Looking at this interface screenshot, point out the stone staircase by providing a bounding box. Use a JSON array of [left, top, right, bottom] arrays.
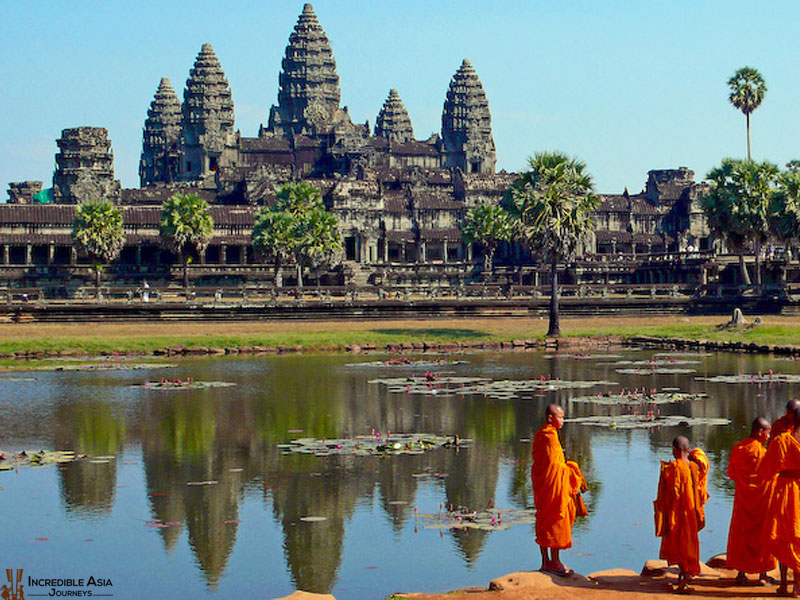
[[342, 260, 372, 286]]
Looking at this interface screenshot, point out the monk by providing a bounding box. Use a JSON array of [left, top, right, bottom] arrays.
[[653, 436, 709, 594], [759, 404, 800, 597], [531, 403, 588, 576], [726, 417, 776, 584], [771, 400, 800, 444]]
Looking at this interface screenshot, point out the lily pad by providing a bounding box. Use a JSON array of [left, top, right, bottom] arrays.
[[40, 362, 177, 372], [348, 358, 467, 368], [565, 414, 731, 429], [134, 380, 236, 390], [0, 450, 78, 472], [369, 376, 617, 400], [616, 367, 697, 375], [300, 516, 327, 522], [280, 433, 468, 457], [604, 359, 702, 366], [416, 507, 536, 531], [699, 373, 800, 384], [570, 391, 707, 406]]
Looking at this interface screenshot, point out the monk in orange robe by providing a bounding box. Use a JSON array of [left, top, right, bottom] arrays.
[[771, 399, 800, 444], [531, 403, 587, 576], [653, 436, 709, 594], [759, 404, 800, 597], [726, 417, 775, 584]]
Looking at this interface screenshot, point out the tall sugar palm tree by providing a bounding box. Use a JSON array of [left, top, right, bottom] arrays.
[[72, 199, 125, 293], [505, 151, 598, 337], [728, 67, 767, 161], [159, 193, 214, 289]]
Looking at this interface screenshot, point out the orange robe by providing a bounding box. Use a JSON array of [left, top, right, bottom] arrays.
[[726, 437, 776, 573], [759, 432, 800, 570], [771, 415, 793, 444], [653, 449, 709, 576], [531, 423, 586, 549]]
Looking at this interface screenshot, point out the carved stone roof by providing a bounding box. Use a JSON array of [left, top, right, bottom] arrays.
[[375, 89, 414, 143], [441, 59, 496, 173], [143, 79, 182, 154], [420, 227, 462, 241], [268, 4, 341, 136], [182, 43, 235, 140]]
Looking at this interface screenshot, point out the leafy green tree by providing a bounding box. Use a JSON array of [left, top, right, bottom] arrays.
[[299, 208, 343, 288], [505, 151, 598, 337], [252, 210, 297, 288], [702, 158, 778, 285], [71, 199, 125, 292], [462, 203, 513, 280], [159, 193, 214, 288], [728, 67, 767, 160], [771, 167, 800, 260], [252, 182, 342, 288]]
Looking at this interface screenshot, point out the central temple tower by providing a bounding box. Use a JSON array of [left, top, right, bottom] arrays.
[[266, 4, 345, 137]]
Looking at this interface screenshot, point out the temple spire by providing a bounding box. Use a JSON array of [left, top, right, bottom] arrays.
[[267, 4, 342, 136], [140, 78, 182, 186], [180, 43, 236, 181], [375, 89, 414, 144], [441, 59, 496, 174]]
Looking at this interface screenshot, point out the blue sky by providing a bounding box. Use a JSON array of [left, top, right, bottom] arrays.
[[1, 1, 798, 196]]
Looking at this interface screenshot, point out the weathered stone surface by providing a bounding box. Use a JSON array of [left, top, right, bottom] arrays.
[[140, 78, 182, 186], [442, 59, 496, 175], [375, 89, 414, 143], [7, 181, 42, 204], [267, 3, 344, 137], [181, 43, 236, 181], [53, 127, 121, 203]]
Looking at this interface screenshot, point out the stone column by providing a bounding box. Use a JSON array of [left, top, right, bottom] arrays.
[[420, 241, 427, 263], [443, 241, 449, 263], [48, 244, 54, 265], [383, 238, 389, 263], [221, 243, 227, 265], [25, 244, 31, 265], [70, 247, 77, 265], [467, 243, 473, 262], [2, 245, 8, 265]]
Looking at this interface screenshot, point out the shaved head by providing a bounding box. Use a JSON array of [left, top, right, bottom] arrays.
[[673, 436, 690, 451], [793, 403, 800, 429], [751, 417, 771, 436], [545, 404, 563, 418], [786, 399, 800, 415]]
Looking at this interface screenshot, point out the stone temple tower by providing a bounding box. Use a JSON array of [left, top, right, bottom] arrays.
[[374, 89, 414, 144], [53, 127, 121, 203], [441, 59, 496, 174], [180, 43, 237, 181], [140, 78, 182, 186], [267, 4, 343, 137]]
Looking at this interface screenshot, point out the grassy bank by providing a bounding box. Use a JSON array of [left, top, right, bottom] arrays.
[[0, 315, 799, 356]]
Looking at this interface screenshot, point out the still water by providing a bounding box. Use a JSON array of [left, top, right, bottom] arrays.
[[0, 349, 797, 599]]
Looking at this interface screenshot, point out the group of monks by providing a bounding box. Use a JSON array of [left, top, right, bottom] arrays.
[[531, 401, 800, 596]]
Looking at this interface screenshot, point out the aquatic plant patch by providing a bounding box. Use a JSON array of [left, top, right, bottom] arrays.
[[133, 380, 237, 390], [368, 375, 617, 400], [416, 507, 535, 531], [278, 433, 468, 457], [616, 367, 697, 375], [37, 362, 177, 372], [565, 414, 731, 429], [0, 449, 82, 471], [346, 358, 467, 368], [698, 373, 800, 384], [570, 390, 707, 406]]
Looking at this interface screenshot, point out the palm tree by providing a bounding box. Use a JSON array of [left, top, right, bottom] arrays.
[[771, 167, 800, 261], [728, 67, 767, 160], [159, 193, 214, 289], [702, 158, 778, 285], [299, 209, 343, 289], [71, 199, 125, 294], [462, 204, 513, 281], [505, 151, 598, 337], [252, 210, 297, 288]]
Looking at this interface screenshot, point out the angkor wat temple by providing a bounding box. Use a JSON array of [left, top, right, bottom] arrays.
[[2, 4, 714, 292]]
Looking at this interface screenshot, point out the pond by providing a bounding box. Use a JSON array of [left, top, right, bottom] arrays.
[[0, 348, 796, 599]]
